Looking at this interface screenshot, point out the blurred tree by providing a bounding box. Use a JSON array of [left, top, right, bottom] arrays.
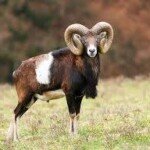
[[0, 0, 149, 83]]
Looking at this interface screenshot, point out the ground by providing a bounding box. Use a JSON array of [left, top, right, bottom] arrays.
[[0, 76, 150, 150]]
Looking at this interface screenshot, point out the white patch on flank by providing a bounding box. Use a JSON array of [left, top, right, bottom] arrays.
[[36, 53, 54, 84], [87, 44, 97, 58]]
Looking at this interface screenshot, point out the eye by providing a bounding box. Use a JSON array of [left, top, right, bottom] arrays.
[[96, 38, 99, 43], [81, 38, 87, 46]]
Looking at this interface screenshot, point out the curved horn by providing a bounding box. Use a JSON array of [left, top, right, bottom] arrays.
[[91, 22, 114, 54], [64, 24, 89, 55]]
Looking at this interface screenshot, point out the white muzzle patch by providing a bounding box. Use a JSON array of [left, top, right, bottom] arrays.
[[87, 44, 97, 58]]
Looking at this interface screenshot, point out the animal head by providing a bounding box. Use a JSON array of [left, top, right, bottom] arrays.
[[64, 22, 114, 57]]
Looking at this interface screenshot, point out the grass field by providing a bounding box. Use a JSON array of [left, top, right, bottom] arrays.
[[0, 76, 150, 150]]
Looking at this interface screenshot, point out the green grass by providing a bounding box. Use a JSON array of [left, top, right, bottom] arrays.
[[0, 76, 150, 150]]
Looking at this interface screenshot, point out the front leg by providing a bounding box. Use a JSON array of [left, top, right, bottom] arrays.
[[75, 95, 84, 120], [66, 94, 77, 135]]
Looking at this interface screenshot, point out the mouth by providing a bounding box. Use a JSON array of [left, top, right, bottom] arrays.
[[89, 53, 96, 58]]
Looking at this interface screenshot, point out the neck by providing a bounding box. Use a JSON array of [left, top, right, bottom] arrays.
[[84, 54, 100, 81], [83, 54, 100, 98]]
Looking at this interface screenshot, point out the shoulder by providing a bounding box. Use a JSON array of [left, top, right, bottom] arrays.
[[52, 47, 71, 58]]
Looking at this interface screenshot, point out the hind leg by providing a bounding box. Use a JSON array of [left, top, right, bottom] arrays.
[[7, 114, 17, 142], [7, 95, 36, 142], [7, 103, 24, 142]]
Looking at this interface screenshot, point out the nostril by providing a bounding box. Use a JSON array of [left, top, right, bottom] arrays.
[[89, 49, 95, 53]]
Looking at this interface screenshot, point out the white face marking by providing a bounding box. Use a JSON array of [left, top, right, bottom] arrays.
[[87, 44, 97, 58], [36, 53, 54, 84]]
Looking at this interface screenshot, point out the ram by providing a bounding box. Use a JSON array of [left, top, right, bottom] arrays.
[[7, 22, 114, 141]]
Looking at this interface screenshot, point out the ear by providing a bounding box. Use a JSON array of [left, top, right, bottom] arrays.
[[99, 32, 107, 39], [97, 32, 108, 54], [73, 34, 81, 40], [72, 34, 83, 50], [73, 34, 82, 46]]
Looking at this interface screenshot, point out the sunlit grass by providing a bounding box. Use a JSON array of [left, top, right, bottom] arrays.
[[0, 76, 150, 149]]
